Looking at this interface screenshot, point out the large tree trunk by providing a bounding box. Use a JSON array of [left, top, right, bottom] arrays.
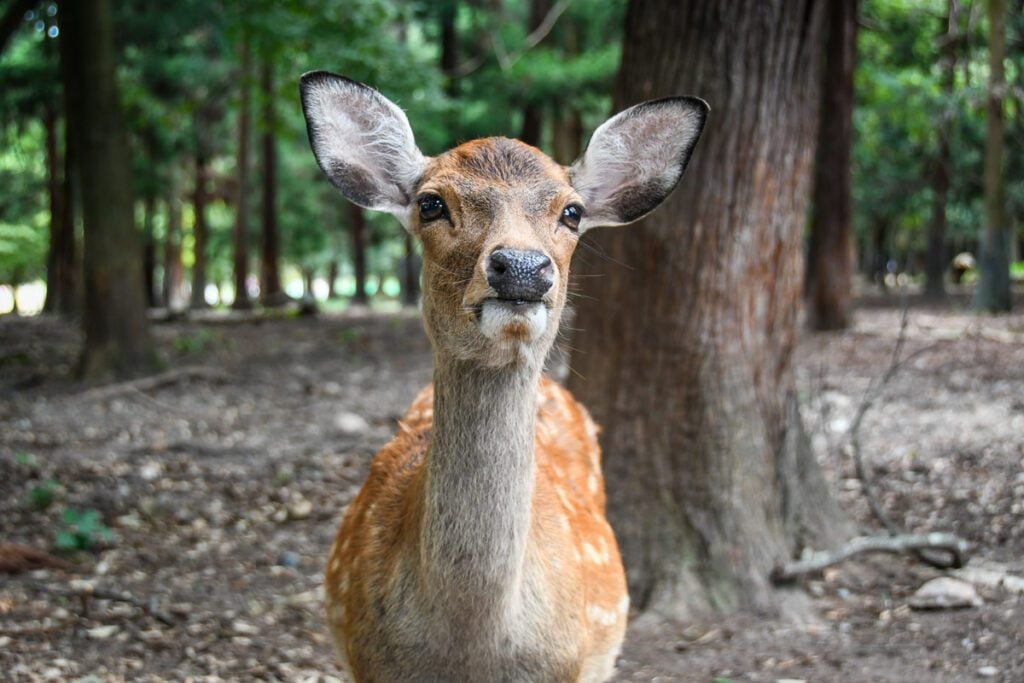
[[190, 136, 210, 309], [806, 0, 858, 330], [925, 0, 959, 303], [61, 0, 157, 379], [232, 35, 253, 310], [568, 0, 848, 618], [349, 203, 369, 305], [973, 0, 1011, 312], [259, 58, 284, 306]]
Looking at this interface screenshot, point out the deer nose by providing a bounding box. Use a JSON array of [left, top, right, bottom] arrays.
[[486, 248, 553, 302]]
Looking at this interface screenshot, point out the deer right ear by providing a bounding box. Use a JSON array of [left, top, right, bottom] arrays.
[[299, 72, 426, 226]]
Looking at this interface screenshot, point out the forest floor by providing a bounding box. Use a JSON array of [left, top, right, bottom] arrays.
[[1, 296, 1022, 682]]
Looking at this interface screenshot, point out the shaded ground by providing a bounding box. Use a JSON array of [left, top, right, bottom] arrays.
[[1, 301, 1022, 682]]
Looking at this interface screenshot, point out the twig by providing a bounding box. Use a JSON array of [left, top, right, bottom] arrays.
[[78, 365, 229, 401], [771, 532, 974, 583], [20, 579, 177, 627]]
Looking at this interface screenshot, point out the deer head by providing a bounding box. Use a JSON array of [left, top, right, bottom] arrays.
[[300, 72, 707, 367]]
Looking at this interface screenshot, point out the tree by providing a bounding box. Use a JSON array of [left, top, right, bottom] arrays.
[[568, 0, 848, 617], [974, 0, 1012, 312], [348, 203, 369, 305], [231, 32, 253, 310], [259, 57, 284, 306], [806, 0, 858, 330], [60, 0, 157, 378], [924, 0, 959, 303]]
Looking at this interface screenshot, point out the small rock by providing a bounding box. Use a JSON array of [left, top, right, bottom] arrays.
[[278, 551, 300, 568], [334, 412, 369, 435], [977, 666, 999, 678], [139, 462, 162, 481], [231, 619, 258, 636], [288, 498, 313, 520], [86, 625, 119, 639], [909, 577, 982, 610]]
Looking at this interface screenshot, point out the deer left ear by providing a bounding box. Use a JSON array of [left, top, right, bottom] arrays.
[[569, 97, 708, 232]]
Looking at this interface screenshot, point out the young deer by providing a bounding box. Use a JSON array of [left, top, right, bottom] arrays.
[[300, 72, 707, 683]]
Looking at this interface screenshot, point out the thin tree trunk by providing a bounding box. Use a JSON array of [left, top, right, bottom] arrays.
[[519, 0, 550, 146], [163, 191, 183, 311], [259, 58, 284, 306], [568, 0, 848, 618], [550, 20, 583, 164], [402, 233, 420, 306], [190, 145, 210, 309], [45, 50, 79, 317], [973, 0, 1012, 312], [61, 0, 157, 379], [42, 104, 69, 315], [142, 196, 159, 308], [232, 35, 253, 310], [925, 0, 959, 303], [327, 260, 339, 299], [349, 203, 369, 305], [806, 0, 858, 329]]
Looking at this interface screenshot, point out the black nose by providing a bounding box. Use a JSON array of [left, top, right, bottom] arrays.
[[486, 248, 553, 302]]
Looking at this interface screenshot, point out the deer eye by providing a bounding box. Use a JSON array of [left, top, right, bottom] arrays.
[[418, 194, 447, 223], [560, 204, 583, 232]]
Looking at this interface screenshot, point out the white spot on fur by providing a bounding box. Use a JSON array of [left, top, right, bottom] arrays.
[[587, 472, 599, 494], [587, 603, 619, 627], [583, 538, 610, 565], [617, 594, 630, 614], [555, 486, 575, 512]]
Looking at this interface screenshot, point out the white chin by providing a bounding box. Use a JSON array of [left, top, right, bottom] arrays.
[[479, 300, 548, 343]]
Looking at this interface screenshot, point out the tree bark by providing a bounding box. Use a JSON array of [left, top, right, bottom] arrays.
[[232, 35, 253, 310], [924, 0, 959, 303], [190, 144, 210, 309], [402, 233, 420, 307], [259, 58, 284, 306], [141, 195, 159, 308], [568, 0, 848, 618], [61, 0, 158, 379], [349, 203, 369, 305], [973, 0, 1011, 312], [806, 0, 858, 329]]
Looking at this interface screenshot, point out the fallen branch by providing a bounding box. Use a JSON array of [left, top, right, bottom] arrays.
[[21, 580, 177, 627], [771, 532, 974, 584], [78, 365, 229, 401]]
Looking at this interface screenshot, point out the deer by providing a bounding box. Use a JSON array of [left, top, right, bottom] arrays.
[[299, 71, 707, 683]]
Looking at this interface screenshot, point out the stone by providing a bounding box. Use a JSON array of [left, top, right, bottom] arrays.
[[908, 577, 982, 610]]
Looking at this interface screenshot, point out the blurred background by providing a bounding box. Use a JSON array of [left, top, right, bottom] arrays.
[[0, 0, 1019, 335]]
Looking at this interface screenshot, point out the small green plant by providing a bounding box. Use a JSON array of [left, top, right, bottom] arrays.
[[55, 508, 114, 551], [27, 479, 59, 510], [175, 329, 214, 354], [15, 452, 36, 467]]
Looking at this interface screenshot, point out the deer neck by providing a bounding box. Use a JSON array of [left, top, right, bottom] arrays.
[[419, 353, 541, 625]]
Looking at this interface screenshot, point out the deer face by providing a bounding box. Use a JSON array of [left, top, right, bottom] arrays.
[[300, 72, 707, 366]]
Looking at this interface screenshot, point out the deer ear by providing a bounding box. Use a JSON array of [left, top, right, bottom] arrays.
[[300, 71, 426, 226], [569, 97, 708, 231]]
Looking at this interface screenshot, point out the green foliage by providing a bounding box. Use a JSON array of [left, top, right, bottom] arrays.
[[174, 329, 215, 354], [55, 508, 114, 552], [27, 479, 60, 510]]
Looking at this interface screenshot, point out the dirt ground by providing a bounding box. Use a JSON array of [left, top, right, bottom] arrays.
[[1, 299, 1022, 682]]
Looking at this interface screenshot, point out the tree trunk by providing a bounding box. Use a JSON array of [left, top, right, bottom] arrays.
[[402, 233, 420, 307], [163, 191, 183, 311], [550, 20, 583, 164], [806, 0, 858, 329], [973, 0, 1011, 312], [61, 0, 157, 379], [327, 260, 339, 299], [190, 136, 210, 309], [232, 35, 253, 310], [519, 0, 550, 146], [924, 0, 959, 303], [42, 104, 76, 316], [568, 0, 848, 618], [259, 58, 284, 307], [349, 203, 369, 305], [141, 195, 159, 308]]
